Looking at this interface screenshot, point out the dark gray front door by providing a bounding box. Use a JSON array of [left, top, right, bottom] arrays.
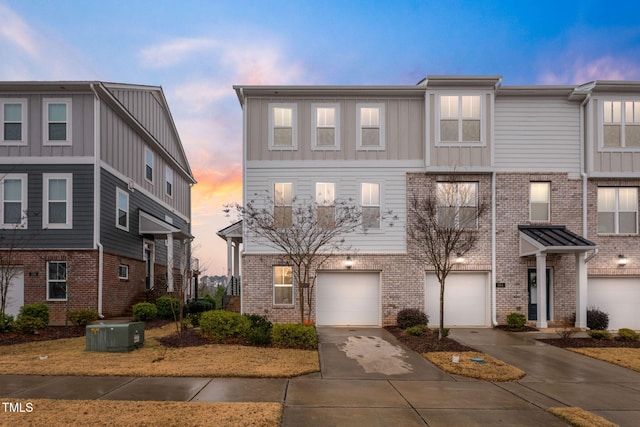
[[528, 268, 550, 321]]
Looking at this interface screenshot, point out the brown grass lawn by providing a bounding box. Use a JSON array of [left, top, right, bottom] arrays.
[[548, 407, 619, 427], [424, 351, 525, 381], [0, 324, 319, 377], [568, 347, 640, 373]]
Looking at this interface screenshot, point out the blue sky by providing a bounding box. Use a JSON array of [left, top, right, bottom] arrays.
[[2, 0, 640, 274]]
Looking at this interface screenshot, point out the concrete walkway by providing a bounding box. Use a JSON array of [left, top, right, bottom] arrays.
[[2, 327, 640, 426]]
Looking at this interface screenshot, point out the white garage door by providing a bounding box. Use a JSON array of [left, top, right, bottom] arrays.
[[316, 272, 380, 326], [588, 277, 640, 330], [425, 273, 490, 327], [4, 267, 24, 318]]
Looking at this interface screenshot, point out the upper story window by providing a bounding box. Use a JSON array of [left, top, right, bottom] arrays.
[[145, 147, 154, 183], [603, 101, 640, 148], [530, 182, 550, 222], [312, 104, 339, 150], [1, 174, 27, 229], [436, 182, 478, 229], [47, 261, 67, 300], [1, 99, 27, 144], [269, 104, 297, 150], [316, 182, 335, 229], [357, 104, 385, 150], [274, 182, 293, 228], [165, 167, 173, 197], [439, 95, 482, 143], [116, 188, 129, 231], [361, 182, 380, 229], [43, 173, 72, 229], [597, 187, 638, 234], [43, 99, 71, 145]]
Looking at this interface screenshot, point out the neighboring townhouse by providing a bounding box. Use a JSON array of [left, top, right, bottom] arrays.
[[233, 76, 640, 331], [0, 82, 196, 324]]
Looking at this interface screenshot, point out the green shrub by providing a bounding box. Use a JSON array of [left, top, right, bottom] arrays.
[[587, 307, 609, 331], [66, 309, 99, 327], [405, 325, 426, 336], [243, 314, 273, 346], [587, 329, 612, 340], [433, 327, 450, 338], [0, 314, 14, 332], [506, 312, 527, 329], [155, 296, 181, 318], [199, 310, 250, 340], [396, 308, 428, 329], [19, 303, 49, 326], [14, 315, 47, 334], [271, 324, 317, 349], [202, 294, 216, 310], [618, 328, 640, 341], [132, 302, 158, 321]]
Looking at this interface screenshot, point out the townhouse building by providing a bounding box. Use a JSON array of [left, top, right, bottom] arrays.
[[1, 82, 195, 324], [232, 76, 640, 330]]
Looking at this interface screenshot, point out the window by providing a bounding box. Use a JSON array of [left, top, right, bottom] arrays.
[[357, 104, 385, 149], [436, 182, 479, 229], [145, 147, 154, 182], [118, 264, 129, 280], [47, 261, 67, 300], [530, 182, 550, 222], [361, 182, 380, 229], [269, 104, 297, 149], [274, 182, 293, 228], [312, 104, 339, 149], [439, 95, 481, 143], [43, 99, 71, 145], [165, 168, 173, 197], [273, 266, 293, 305], [43, 173, 72, 229], [1, 174, 27, 229], [1, 99, 27, 144], [598, 187, 638, 234], [603, 101, 640, 148], [116, 188, 129, 231], [316, 182, 335, 229]]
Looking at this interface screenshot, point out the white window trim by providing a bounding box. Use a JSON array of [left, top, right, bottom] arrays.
[[46, 261, 67, 301], [598, 98, 640, 152], [144, 147, 154, 184], [165, 167, 173, 198], [273, 266, 294, 306], [356, 103, 385, 151], [268, 103, 298, 151], [597, 187, 638, 235], [0, 173, 28, 229], [43, 98, 72, 146], [529, 182, 551, 223], [436, 182, 480, 229], [312, 103, 340, 150], [116, 187, 129, 231], [435, 92, 486, 147], [1, 98, 28, 145], [118, 264, 129, 280], [359, 180, 383, 231], [43, 173, 72, 229]]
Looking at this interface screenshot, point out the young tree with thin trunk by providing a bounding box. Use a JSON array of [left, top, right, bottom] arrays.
[[407, 179, 487, 339]]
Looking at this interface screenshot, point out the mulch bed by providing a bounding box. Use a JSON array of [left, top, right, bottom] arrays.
[[385, 326, 475, 353], [156, 327, 219, 348]]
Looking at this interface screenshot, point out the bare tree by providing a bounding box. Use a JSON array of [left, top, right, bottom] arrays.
[[0, 210, 32, 318], [407, 179, 487, 339]]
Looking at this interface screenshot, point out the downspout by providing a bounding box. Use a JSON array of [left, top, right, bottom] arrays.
[[90, 83, 104, 318], [240, 87, 247, 315], [491, 78, 501, 326], [579, 93, 598, 264]]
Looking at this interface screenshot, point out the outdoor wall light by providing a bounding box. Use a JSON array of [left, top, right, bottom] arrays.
[[618, 254, 628, 266], [345, 256, 353, 269], [455, 253, 465, 264]]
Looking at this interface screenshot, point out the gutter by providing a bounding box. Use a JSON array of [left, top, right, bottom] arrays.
[[90, 83, 104, 318]]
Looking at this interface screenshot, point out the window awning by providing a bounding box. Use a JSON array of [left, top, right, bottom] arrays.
[[519, 225, 596, 257], [139, 210, 192, 240]]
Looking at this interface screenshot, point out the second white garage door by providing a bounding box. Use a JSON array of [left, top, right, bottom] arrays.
[[588, 277, 640, 330], [425, 272, 490, 327], [316, 272, 380, 326]]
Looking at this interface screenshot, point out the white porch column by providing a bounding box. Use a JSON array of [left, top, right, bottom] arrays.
[[536, 252, 548, 329], [233, 241, 240, 277], [575, 253, 588, 328], [166, 233, 174, 292], [226, 237, 233, 282]]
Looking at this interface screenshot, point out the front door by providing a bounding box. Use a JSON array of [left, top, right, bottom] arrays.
[[144, 242, 153, 290], [528, 268, 550, 321]]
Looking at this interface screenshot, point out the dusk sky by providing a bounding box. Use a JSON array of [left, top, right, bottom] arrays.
[[2, 0, 640, 275]]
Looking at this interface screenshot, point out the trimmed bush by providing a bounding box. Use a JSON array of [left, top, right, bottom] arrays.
[[155, 296, 180, 318], [506, 312, 527, 329], [588, 329, 612, 340], [618, 328, 640, 341], [243, 314, 273, 346], [433, 327, 450, 338], [66, 309, 99, 327], [14, 315, 47, 334], [199, 310, 250, 340], [405, 325, 426, 336], [132, 302, 158, 321], [184, 300, 214, 326], [587, 307, 609, 331], [0, 314, 15, 332], [271, 324, 317, 349], [19, 303, 49, 326], [396, 308, 429, 329]]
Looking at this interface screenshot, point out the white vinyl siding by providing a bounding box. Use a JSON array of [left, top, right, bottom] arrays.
[[43, 173, 72, 229], [357, 103, 385, 150], [1, 173, 28, 229], [43, 99, 72, 145], [269, 104, 297, 150], [530, 182, 550, 222], [116, 187, 129, 231], [1, 99, 27, 144], [597, 187, 638, 234], [312, 104, 339, 150]]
